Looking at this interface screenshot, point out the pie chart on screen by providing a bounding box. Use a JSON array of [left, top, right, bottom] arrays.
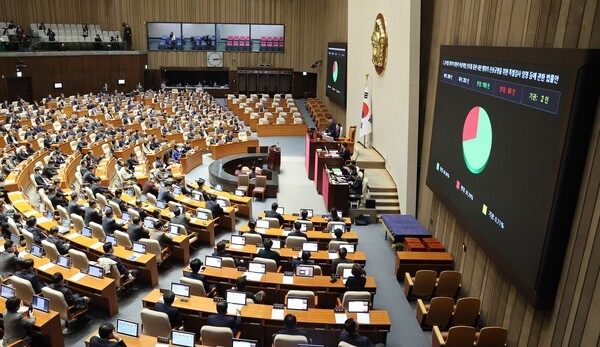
[[332, 61, 339, 82], [462, 106, 493, 174]]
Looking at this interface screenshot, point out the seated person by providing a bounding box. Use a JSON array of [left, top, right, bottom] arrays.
[[327, 208, 342, 222], [233, 276, 265, 304], [246, 219, 261, 234], [332, 247, 353, 273], [127, 216, 149, 242], [102, 209, 124, 236], [338, 142, 351, 162], [292, 251, 315, 269], [149, 220, 173, 248], [345, 263, 367, 292], [153, 290, 183, 329], [264, 202, 284, 225], [68, 192, 85, 218], [213, 241, 242, 266], [2, 297, 36, 346], [298, 209, 310, 221], [99, 242, 140, 290], [111, 189, 129, 213], [14, 258, 44, 294], [46, 226, 70, 255], [273, 313, 311, 342], [48, 272, 91, 323], [339, 318, 375, 347], [207, 301, 241, 335], [0, 239, 18, 278], [184, 258, 218, 297], [288, 221, 307, 239], [89, 322, 127, 347], [332, 228, 345, 241], [349, 172, 363, 196], [257, 238, 280, 266], [205, 194, 223, 219], [84, 200, 103, 226]]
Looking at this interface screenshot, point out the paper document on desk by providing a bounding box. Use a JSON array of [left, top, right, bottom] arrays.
[[328, 253, 338, 259], [227, 304, 242, 315], [36, 216, 51, 224], [155, 344, 169, 347], [281, 230, 290, 236], [69, 272, 86, 282], [38, 263, 55, 271], [91, 242, 105, 249], [335, 313, 348, 324], [182, 197, 191, 203], [271, 308, 285, 320], [66, 233, 79, 240], [243, 272, 263, 282], [128, 254, 140, 261], [256, 228, 267, 234], [230, 244, 244, 250], [18, 306, 28, 314], [357, 313, 370, 324], [282, 276, 294, 284]]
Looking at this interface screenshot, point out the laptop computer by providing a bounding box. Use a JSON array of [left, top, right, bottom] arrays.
[[302, 242, 319, 252], [46, 210, 54, 219], [0, 284, 15, 299], [156, 200, 166, 209], [339, 243, 355, 253], [87, 264, 104, 279], [143, 217, 156, 228], [193, 191, 203, 201], [58, 219, 71, 234], [171, 330, 195, 347], [231, 235, 246, 247], [173, 185, 182, 196], [169, 225, 181, 236], [125, 188, 135, 196], [347, 299, 370, 313], [205, 255, 222, 268], [342, 267, 353, 280], [256, 219, 269, 232], [226, 290, 247, 314], [56, 255, 71, 269], [197, 211, 209, 220], [216, 199, 227, 208], [171, 282, 190, 298], [30, 244, 43, 257], [234, 189, 245, 197], [9, 234, 20, 246], [215, 184, 223, 191], [248, 262, 266, 274], [232, 338, 258, 347], [132, 242, 146, 254], [105, 235, 117, 246], [116, 319, 139, 337], [121, 212, 131, 222], [295, 265, 314, 277], [286, 296, 309, 311], [82, 226, 93, 238], [276, 207, 284, 215], [140, 194, 148, 203], [271, 239, 282, 250], [32, 295, 50, 313]]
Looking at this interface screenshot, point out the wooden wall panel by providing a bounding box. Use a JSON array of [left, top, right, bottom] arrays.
[[418, 0, 600, 346], [0, 53, 147, 101]]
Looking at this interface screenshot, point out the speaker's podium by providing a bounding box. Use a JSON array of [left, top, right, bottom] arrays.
[[267, 145, 281, 172]]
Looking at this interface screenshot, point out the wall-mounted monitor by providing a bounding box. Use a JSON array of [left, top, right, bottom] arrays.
[[326, 42, 347, 107], [426, 46, 600, 308], [118, 79, 125, 85], [54, 83, 63, 89]]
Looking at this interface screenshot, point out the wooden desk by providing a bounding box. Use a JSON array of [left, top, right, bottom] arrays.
[[85, 332, 207, 346], [257, 213, 351, 230], [314, 152, 344, 194], [0, 297, 64, 347], [180, 150, 203, 174], [322, 165, 349, 216], [257, 123, 308, 137], [188, 183, 253, 218], [239, 226, 358, 250], [395, 251, 454, 278], [210, 139, 259, 160], [143, 289, 390, 346], [4, 149, 48, 192], [23, 252, 120, 316], [305, 132, 340, 181], [221, 243, 366, 275]]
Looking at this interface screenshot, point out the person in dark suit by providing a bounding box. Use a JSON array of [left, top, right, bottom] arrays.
[[257, 238, 280, 266], [132, 199, 148, 222], [207, 301, 241, 335], [153, 290, 183, 329], [46, 226, 70, 255], [264, 202, 285, 225], [111, 189, 128, 213], [338, 142, 351, 162], [2, 297, 36, 346], [68, 192, 85, 218], [33, 166, 50, 188], [100, 242, 140, 290], [25, 217, 46, 245], [157, 184, 175, 204], [48, 186, 68, 208], [292, 250, 315, 269], [126, 153, 140, 170], [82, 166, 98, 185], [84, 200, 103, 226], [288, 221, 307, 239], [14, 258, 44, 294], [48, 272, 90, 323], [0, 240, 18, 278], [349, 172, 363, 196], [332, 247, 354, 273], [345, 263, 367, 292], [102, 209, 123, 236], [184, 258, 218, 297], [42, 164, 58, 179], [170, 208, 190, 232], [233, 276, 265, 303], [142, 178, 160, 197], [325, 117, 336, 134], [92, 177, 111, 197], [127, 217, 148, 242], [89, 323, 127, 347], [205, 194, 223, 219], [339, 318, 375, 347], [273, 314, 311, 342]]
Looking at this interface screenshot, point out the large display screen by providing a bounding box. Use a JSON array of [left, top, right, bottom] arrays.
[[326, 42, 347, 107], [427, 46, 600, 308]]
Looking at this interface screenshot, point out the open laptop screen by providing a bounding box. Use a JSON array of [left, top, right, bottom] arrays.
[[248, 262, 266, 274], [347, 299, 370, 313], [300, 209, 313, 218], [295, 265, 314, 277], [171, 330, 195, 347], [0, 284, 15, 299], [226, 291, 247, 306], [116, 319, 139, 337], [286, 296, 309, 311], [302, 242, 319, 252], [171, 282, 190, 298], [205, 255, 222, 268], [88, 264, 104, 278], [32, 295, 50, 313]]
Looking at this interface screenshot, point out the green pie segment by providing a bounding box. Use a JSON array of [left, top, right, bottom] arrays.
[[462, 106, 492, 174]]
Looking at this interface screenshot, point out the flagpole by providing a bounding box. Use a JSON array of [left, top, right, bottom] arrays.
[[364, 73, 369, 148]]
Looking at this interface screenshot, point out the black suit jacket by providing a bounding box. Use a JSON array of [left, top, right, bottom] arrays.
[[153, 303, 182, 328], [264, 210, 285, 225], [206, 201, 223, 218], [14, 270, 44, 294], [133, 206, 148, 221], [47, 235, 69, 255], [34, 174, 48, 187], [48, 283, 85, 306], [111, 197, 128, 213], [68, 200, 85, 218], [339, 330, 374, 347], [207, 313, 241, 334], [84, 207, 102, 226], [102, 218, 121, 235], [88, 336, 127, 347], [157, 190, 175, 204], [127, 224, 148, 242]]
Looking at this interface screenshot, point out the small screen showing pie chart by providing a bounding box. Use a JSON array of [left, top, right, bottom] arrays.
[[462, 106, 492, 174], [332, 61, 339, 82]]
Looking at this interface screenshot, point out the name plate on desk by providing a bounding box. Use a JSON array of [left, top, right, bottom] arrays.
[[66, 233, 79, 240], [68, 272, 86, 282], [282, 276, 294, 284], [271, 308, 285, 320]]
